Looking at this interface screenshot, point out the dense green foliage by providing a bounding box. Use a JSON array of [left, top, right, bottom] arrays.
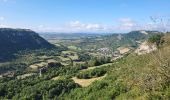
[[148, 34, 164, 46], [77, 68, 106, 79], [0, 64, 83, 99], [124, 31, 152, 40], [0, 77, 79, 99], [62, 79, 127, 100], [0, 28, 55, 62], [78, 53, 91, 61], [13, 79, 79, 99], [93, 57, 111, 66]]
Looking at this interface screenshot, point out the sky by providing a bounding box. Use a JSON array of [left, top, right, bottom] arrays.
[[0, 0, 170, 33]]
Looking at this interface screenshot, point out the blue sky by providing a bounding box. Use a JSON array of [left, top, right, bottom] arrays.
[[0, 0, 170, 33]]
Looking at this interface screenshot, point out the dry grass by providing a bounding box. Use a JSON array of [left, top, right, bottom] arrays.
[[81, 67, 96, 72], [47, 59, 57, 63], [58, 56, 70, 61], [29, 65, 39, 69], [38, 55, 51, 59], [68, 46, 81, 50], [72, 74, 106, 87], [29, 62, 47, 70], [61, 51, 79, 60], [51, 76, 60, 80], [69, 55, 79, 60], [54, 43, 61, 47], [36, 62, 47, 67], [17, 73, 36, 79], [73, 61, 85, 64], [61, 62, 70, 66], [117, 47, 130, 54], [62, 51, 75, 54]]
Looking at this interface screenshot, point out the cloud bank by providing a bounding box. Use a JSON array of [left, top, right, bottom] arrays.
[[0, 17, 170, 33], [34, 18, 170, 33]]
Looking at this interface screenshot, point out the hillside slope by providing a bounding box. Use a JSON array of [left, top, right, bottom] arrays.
[[62, 33, 170, 99], [0, 32, 169, 100], [0, 28, 55, 61], [103, 30, 160, 49]]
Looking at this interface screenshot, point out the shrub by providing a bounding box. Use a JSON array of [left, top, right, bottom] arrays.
[[148, 34, 164, 46], [77, 68, 106, 79]]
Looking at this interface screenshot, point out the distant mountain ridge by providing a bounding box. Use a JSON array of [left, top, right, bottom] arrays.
[[40, 32, 107, 40], [84, 30, 161, 50], [0, 28, 55, 61], [41, 30, 161, 51], [124, 30, 160, 41]]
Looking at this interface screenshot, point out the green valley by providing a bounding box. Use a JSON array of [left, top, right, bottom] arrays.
[[0, 28, 169, 99]]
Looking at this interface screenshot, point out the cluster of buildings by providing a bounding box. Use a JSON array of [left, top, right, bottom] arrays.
[[96, 47, 130, 61]]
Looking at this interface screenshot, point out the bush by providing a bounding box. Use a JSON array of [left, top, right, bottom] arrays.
[[78, 53, 91, 61], [47, 62, 62, 68], [12, 79, 80, 99], [148, 34, 164, 46], [77, 68, 106, 79]]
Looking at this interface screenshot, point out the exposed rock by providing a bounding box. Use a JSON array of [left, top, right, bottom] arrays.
[[140, 30, 148, 35], [117, 47, 130, 54], [135, 41, 157, 55]]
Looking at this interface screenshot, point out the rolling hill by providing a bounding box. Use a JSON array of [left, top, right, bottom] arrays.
[[60, 30, 160, 51]]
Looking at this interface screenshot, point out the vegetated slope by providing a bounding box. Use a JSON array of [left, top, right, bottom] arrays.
[[124, 30, 158, 41], [62, 33, 170, 99], [76, 30, 160, 51], [0, 32, 169, 100], [0, 28, 55, 61]]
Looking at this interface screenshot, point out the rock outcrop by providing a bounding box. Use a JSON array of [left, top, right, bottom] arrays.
[[135, 41, 157, 55]]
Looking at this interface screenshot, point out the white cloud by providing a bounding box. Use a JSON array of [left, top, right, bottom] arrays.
[[0, 17, 9, 28], [116, 18, 137, 31], [0, 0, 8, 2], [69, 21, 84, 28], [33, 18, 170, 33], [113, 17, 170, 32], [32, 21, 112, 33], [0, 24, 10, 28], [1, 16, 170, 33], [68, 21, 107, 31], [0, 17, 4, 21]]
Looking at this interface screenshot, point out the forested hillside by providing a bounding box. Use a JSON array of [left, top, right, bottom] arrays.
[[0, 28, 55, 62]]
